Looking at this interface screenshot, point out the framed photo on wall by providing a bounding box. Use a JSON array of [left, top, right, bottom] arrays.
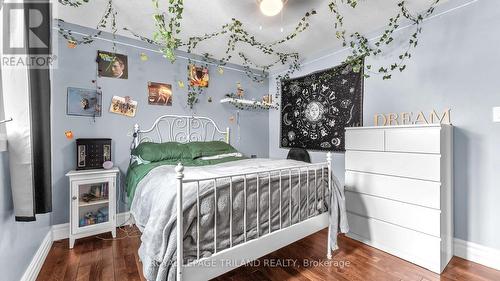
[[109, 96, 137, 117], [67, 87, 102, 117], [147, 82, 173, 106], [280, 62, 364, 151], [97, 50, 128, 79], [188, 64, 209, 87]]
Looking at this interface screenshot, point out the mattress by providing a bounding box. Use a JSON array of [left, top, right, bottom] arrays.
[[130, 158, 331, 281]]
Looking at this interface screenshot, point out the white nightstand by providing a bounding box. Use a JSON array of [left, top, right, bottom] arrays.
[[66, 168, 119, 248]]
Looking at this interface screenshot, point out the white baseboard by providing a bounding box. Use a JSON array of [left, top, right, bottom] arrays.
[[454, 238, 500, 271], [24, 216, 500, 281], [52, 212, 134, 241], [20, 230, 53, 281]]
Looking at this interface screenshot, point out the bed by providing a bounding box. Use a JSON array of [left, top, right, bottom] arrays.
[[126, 115, 348, 281]]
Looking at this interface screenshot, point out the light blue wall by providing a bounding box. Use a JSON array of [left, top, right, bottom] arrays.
[[0, 74, 51, 281], [0, 153, 51, 281], [269, 0, 500, 250], [51, 23, 270, 225]]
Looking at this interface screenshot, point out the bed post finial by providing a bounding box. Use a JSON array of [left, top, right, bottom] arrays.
[[326, 151, 333, 260], [133, 124, 140, 148], [175, 162, 184, 281]]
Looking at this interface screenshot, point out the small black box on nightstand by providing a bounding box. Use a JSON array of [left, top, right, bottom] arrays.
[[76, 138, 111, 170]]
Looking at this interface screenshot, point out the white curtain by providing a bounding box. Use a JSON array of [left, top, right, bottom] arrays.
[[0, 0, 52, 221]]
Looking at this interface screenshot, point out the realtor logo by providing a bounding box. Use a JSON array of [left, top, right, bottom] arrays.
[[2, 1, 56, 68]]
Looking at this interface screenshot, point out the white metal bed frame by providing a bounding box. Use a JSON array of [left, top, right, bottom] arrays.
[[133, 115, 332, 281]]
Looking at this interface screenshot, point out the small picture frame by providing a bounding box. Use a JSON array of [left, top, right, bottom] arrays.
[[188, 64, 209, 87], [97, 51, 128, 79], [67, 87, 102, 117], [109, 96, 137, 117], [147, 82, 173, 106]]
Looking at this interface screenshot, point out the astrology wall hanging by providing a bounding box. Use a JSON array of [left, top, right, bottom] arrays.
[[280, 63, 363, 152]]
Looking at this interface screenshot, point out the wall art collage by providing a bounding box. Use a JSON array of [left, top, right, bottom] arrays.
[[66, 50, 211, 119]]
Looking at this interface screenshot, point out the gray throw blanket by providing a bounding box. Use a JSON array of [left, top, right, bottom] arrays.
[[131, 159, 348, 281]]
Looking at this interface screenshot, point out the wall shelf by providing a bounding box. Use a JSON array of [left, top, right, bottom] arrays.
[[79, 198, 109, 207], [220, 97, 278, 110]]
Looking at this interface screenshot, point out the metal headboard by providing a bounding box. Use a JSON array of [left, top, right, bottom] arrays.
[[132, 115, 230, 148]]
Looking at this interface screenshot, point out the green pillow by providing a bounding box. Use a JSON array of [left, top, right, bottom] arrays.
[[186, 141, 238, 159], [132, 142, 189, 162]]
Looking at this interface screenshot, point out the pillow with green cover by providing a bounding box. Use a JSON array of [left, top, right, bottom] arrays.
[[132, 142, 189, 162], [186, 141, 238, 159]]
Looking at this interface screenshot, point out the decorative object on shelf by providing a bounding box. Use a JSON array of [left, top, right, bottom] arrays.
[[280, 63, 363, 151], [147, 82, 173, 106], [109, 96, 137, 117], [374, 109, 451, 126], [97, 50, 128, 79], [65, 130, 74, 140], [102, 161, 114, 170], [262, 94, 273, 104], [67, 87, 102, 117], [188, 64, 209, 87], [236, 82, 244, 98], [76, 138, 112, 170], [221, 94, 278, 110]]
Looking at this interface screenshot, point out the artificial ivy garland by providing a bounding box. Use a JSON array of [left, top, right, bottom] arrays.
[[58, 0, 117, 48], [58, 0, 441, 106], [328, 0, 441, 79]]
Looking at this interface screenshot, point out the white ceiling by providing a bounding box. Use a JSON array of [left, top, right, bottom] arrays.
[[57, 0, 443, 71]]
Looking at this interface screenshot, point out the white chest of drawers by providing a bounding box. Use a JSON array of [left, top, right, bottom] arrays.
[[345, 124, 453, 273]]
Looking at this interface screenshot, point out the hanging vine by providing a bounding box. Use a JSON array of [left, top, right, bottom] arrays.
[[58, 0, 117, 47], [125, 9, 317, 104], [58, 0, 89, 8], [328, 0, 440, 79], [57, 0, 442, 107], [151, 0, 184, 62]]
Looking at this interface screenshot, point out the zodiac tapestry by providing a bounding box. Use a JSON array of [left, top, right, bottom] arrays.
[[280, 63, 363, 151]]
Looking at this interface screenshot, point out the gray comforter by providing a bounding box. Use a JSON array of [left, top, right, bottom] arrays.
[[130, 158, 348, 281]]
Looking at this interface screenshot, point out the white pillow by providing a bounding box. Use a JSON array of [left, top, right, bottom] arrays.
[[200, 152, 243, 160]]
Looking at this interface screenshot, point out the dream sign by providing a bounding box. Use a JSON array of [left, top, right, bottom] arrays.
[[374, 109, 451, 126]]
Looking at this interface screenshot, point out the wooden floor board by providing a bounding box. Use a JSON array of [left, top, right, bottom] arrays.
[[37, 226, 500, 281]]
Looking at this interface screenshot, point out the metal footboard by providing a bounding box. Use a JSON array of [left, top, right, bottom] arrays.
[[175, 152, 333, 281]]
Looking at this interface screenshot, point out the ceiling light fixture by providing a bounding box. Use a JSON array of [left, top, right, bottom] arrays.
[[259, 0, 286, 17]]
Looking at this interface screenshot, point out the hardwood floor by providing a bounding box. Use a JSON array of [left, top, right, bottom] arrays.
[[37, 226, 500, 281]]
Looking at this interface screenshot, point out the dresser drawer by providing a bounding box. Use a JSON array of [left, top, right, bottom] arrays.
[[385, 127, 441, 154], [345, 151, 441, 181], [345, 129, 384, 151], [346, 191, 441, 236], [345, 171, 441, 209], [347, 212, 442, 273]]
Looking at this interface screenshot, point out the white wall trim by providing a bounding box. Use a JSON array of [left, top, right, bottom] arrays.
[[19, 230, 53, 281], [52, 212, 134, 241], [454, 238, 500, 271]]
